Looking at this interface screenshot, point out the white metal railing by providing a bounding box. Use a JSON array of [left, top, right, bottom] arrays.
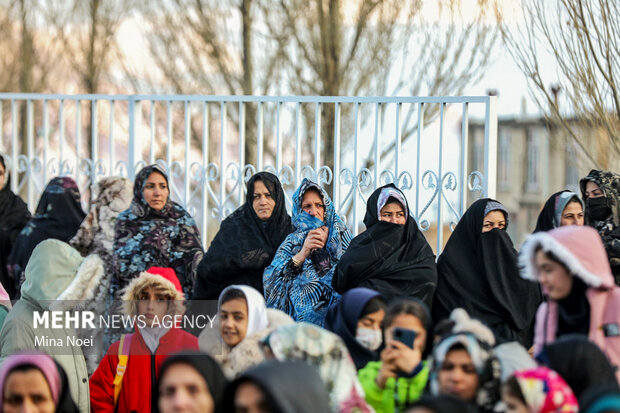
[[0, 94, 497, 253]]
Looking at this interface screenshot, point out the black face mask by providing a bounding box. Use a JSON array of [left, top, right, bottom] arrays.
[[586, 196, 612, 221]]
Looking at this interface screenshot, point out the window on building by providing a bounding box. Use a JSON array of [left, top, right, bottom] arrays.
[[526, 130, 540, 191], [498, 130, 511, 188]]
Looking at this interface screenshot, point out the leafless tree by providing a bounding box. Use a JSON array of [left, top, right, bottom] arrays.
[[44, 0, 132, 160], [498, 0, 620, 170]]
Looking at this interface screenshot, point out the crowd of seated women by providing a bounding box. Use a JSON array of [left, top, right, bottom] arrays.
[[0, 158, 619, 413]]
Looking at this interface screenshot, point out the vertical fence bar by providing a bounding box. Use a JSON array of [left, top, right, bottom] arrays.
[[201, 102, 209, 246], [91, 100, 98, 193], [26, 100, 34, 207], [42, 100, 49, 185], [108, 100, 115, 175], [10, 100, 18, 194], [166, 101, 173, 169], [484, 96, 498, 199], [219, 102, 227, 220], [314, 102, 322, 182], [275, 101, 282, 173], [256, 102, 263, 172], [460, 102, 469, 215], [184, 100, 191, 207], [127, 98, 137, 179], [333, 102, 341, 210], [436, 103, 446, 253], [373, 102, 381, 190], [238, 101, 245, 206], [394, 103, 402, 181], [415, 103, 424, 219], [295, 102, 301, 188], [149, 101, 156, 164], [58, 100, 65, 175], [352, 102, 360, 235]]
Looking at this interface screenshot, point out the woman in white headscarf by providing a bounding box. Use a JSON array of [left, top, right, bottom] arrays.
[[198, 285, 293, 379]]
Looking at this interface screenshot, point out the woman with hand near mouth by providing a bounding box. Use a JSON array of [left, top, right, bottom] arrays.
[[264, 178, 352, 326], [519, 225, 620, 382], [113, 164, 204, 298], [198, 285, 293, 379], [90, 267, 198, 413], [192, 172, 292, 300]]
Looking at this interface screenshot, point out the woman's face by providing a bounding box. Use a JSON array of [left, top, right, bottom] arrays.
[[143, 171, 169, 211], [357, 308, 385, 332], [437, 348, 479, 402], [234, 381, 271, 413], [379, 202, 406, 225], [585, 181, 604, 198], [501, 387, 529, 413], [534, 249, 573, 300], [0, 162, 6, 190], [252, 180, 276, 221], [301, 189, 325, 221], [384, 314, 427, 352], [3, 369, 56, 413], [158, 363, 215, 413], [482, 210, 506, 233], [560, 201, 584, 227], [137, 286, 170, 327], [220, 298, 249, 348]]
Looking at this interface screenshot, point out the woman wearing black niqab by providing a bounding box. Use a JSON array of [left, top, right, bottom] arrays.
[[7, 176, 85, 293], [333, 183, 437, 307], [192, 172, 293, 299], [0, 155, 31, 298], [432, 198, 542, 347]]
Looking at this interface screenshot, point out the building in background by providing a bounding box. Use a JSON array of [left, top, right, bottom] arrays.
[[467, 113, 592, 246]]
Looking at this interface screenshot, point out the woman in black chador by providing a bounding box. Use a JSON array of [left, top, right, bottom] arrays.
[[192, 172, 293, 300], [0, 156, 31, 298], [432, 198, 542, 347], [333, 183, 437, 308]]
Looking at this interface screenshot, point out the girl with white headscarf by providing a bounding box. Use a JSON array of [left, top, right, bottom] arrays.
[[199, 285, 294, 378]]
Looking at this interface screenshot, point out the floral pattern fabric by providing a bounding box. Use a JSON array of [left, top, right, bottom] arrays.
[[112, 164, 203, 297], [263, 179, 352, 326]]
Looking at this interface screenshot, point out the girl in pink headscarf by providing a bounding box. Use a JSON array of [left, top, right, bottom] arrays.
[[519, 225, 620, 382], [0, 350, 78, 413], [502, 367, 578, 413]]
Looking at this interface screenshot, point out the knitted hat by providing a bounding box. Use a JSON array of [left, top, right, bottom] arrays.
[[0, 351, 61, 406], [430, 308, 500, 408], [519, 225, 614, 289], [121, 267, 185, 317]]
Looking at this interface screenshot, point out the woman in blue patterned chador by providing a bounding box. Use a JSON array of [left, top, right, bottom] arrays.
[[112, 164, 203, 298], [263, 178, 352, 325]]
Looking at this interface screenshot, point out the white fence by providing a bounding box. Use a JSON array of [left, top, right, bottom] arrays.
[[0, 94, 497, 253]]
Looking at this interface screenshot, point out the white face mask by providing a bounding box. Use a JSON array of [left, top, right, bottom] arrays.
[[355, 327, 383, 351]]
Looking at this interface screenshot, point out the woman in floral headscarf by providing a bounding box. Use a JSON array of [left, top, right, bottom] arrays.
[[7, 176, 85, 294], [113, 164, 203, 297], [263, 178, 352, 326]]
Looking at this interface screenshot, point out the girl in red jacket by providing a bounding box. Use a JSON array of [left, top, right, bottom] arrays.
[[90, 267, 198, 412]]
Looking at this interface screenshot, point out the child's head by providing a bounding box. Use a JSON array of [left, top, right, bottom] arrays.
[[502, 367, 578, 413], [122, 267, 185, 326], [383, 298, 430, 353], [218, 285, 268, 348]]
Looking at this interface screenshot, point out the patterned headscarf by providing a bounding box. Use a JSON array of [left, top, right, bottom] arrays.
[[513, 367, 578, 413], [113, 165, 203, 296], [263, 179, 352, 325], [580, 169, 620, 229], [261, 322, 371, 412]]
